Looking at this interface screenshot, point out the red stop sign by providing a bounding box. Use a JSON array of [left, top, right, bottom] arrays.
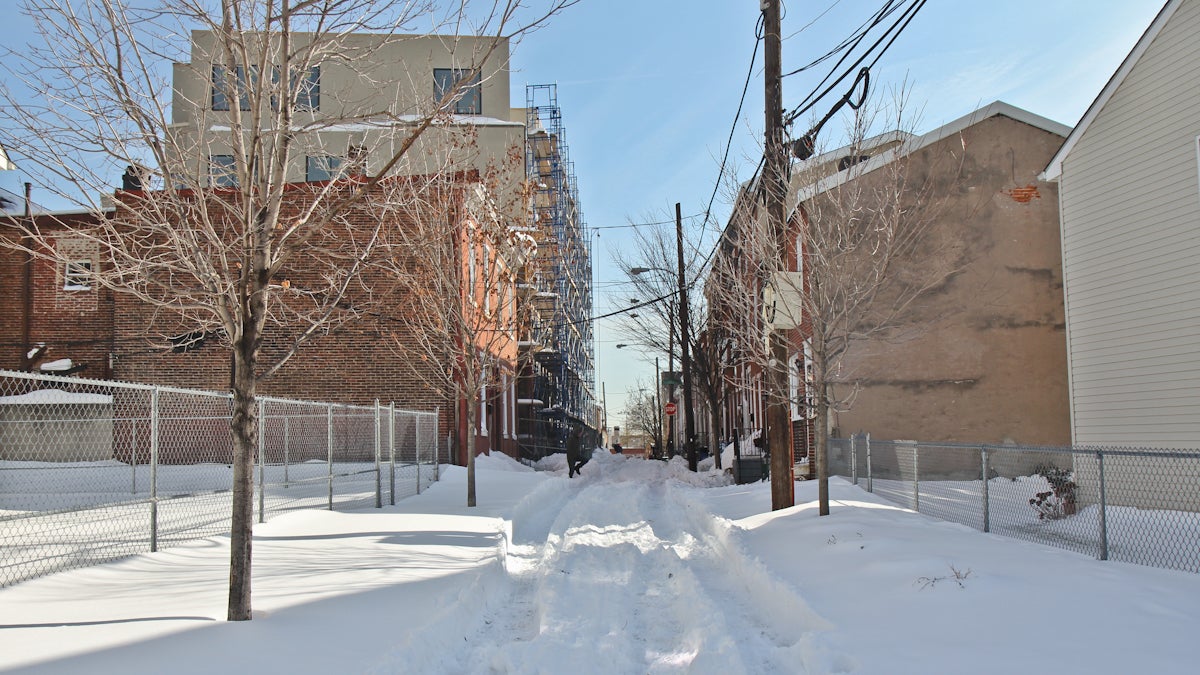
[[665, 402, 678, 416]]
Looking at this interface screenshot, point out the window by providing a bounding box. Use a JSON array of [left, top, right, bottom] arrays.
[[210, 154, 237, 187], [789, 354, 802, 421], [272, 66, 320, 112], [211, 65, 255, 112], [346, 144, 368, 176], [483, 244, 493, 313], [803, 340, 816, 420], [468, 243, 477, 302], [305, 155, 342, 182], [837, 154, 871, 172], [433, 68, 482, 115], [63, 260, 93, 291], [296, 66, 320, 111]]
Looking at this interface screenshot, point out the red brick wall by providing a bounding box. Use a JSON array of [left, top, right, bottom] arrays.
[[0, 213, 115, 379]]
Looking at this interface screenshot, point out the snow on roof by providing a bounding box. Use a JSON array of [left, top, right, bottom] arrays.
[[1042, 0, 1182, 180], [208, 115, 524, 134], [0, 388, 112, 405]]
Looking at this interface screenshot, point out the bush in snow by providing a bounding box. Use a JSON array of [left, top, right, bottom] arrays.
[[1029, 464, 1077, 520]]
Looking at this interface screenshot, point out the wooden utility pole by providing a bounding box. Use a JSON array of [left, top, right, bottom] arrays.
[[763, 0, 795, 509], [675, 202, 698, 471]]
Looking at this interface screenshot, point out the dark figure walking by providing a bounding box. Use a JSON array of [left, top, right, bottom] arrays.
[[567, 428, 587, 477]]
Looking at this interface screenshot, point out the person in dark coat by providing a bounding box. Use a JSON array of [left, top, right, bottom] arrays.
[[566, 427, 586, 477]]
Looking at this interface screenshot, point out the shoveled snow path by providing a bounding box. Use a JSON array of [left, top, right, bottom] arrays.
[[401, 454, 845, 674]]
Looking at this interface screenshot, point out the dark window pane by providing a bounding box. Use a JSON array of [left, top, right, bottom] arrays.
[[433, 68, 482, 115], [306, 155, 342, 182], [212, 65, 230, 111], [298, 66, 320, 111], [212, 65, 253, 111], [210, 154, 237, 187]]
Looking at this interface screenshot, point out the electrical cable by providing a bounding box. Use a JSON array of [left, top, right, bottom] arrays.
[[781, 0, 903, 79], [578, 0, 927, 333], [785, 0, 926, 126], [695, 13, 764, 240], [592, 212, 703, 231]]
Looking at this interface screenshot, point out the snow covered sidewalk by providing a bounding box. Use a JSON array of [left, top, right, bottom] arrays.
[[2, 450, 1200, 674]]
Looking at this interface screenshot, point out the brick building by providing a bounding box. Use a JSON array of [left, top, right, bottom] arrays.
[[1, 209, 116, 379], [1, 173, 525, 464]]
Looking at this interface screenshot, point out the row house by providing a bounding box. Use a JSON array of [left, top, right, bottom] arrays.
[[1, 173, 525, 465]]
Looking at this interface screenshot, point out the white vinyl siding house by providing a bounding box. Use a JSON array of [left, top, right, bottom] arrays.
[[1044, 0, 1200, 448]]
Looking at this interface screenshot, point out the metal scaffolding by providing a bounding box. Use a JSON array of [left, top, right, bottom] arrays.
[[517, 84, 596, 457]]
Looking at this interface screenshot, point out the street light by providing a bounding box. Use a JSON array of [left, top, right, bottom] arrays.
[[627, 204, 696, 471]]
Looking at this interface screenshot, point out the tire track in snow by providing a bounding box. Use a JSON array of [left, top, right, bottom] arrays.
[[470, 456, 847, 674]]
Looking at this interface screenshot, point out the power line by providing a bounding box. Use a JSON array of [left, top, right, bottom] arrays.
[[782, 0, 905, 79], [592, 212, 704, 231], [582, 1, 928, 333], [785, 0, 927, 126], [695, 13, 765, 240]]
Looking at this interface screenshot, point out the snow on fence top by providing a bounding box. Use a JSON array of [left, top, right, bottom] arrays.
[[0, 389, 113, 405]]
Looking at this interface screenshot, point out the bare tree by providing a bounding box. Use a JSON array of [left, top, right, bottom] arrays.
[[709, 95, 960, 514], [0, 0, 573, 621], [611, 220, 726, 469], [382, 143, 532, 508], [620, 379, 663, 458]]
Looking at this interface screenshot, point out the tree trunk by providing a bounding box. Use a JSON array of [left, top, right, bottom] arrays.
[[227, 336, 257, 621], [812, 329, 831, 517], [709, 405, 723, 470], [465, 391, 477, 507], [815, 389, 830, 516]]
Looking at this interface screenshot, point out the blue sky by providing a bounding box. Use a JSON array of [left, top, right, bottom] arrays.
[[0, 1, 1168, 433], [504, 0, 1166, 432]]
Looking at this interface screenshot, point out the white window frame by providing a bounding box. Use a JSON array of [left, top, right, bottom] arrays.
[[63, 259, 93, 291], [479, 380, 488, 436], [789, 352, 802, 421], [803, 339, 816, 420]]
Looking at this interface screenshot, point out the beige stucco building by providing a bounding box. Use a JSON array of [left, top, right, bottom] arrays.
[[169, 31, 525, 188]]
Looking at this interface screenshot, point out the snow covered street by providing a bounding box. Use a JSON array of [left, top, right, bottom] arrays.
[[429, 456, 842, 674], [2, 450, 1200, 674]]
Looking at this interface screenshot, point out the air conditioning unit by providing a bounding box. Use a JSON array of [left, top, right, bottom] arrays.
[[762, 271, 804, 330]]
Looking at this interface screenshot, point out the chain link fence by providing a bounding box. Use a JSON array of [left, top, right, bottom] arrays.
[[829, 436, 1200, 573], [0, 369, 440, 587]]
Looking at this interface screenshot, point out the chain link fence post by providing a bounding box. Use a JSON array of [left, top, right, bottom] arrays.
[[1098, 449, 1109, 561], [149, 386, 159, 553], [283, 414, 290, 488], [981, 446, 990, 533], [389, 402, 396, 505], [131, 418, 138, 494], [327, 403, 334, 511], [258, 398, 265, 524], [374, 400, 382, 509], [865, 432, 873, 493], [851, 434, 858, 485], [435, 406, 441, 483], [912, 443, 920, 512]]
